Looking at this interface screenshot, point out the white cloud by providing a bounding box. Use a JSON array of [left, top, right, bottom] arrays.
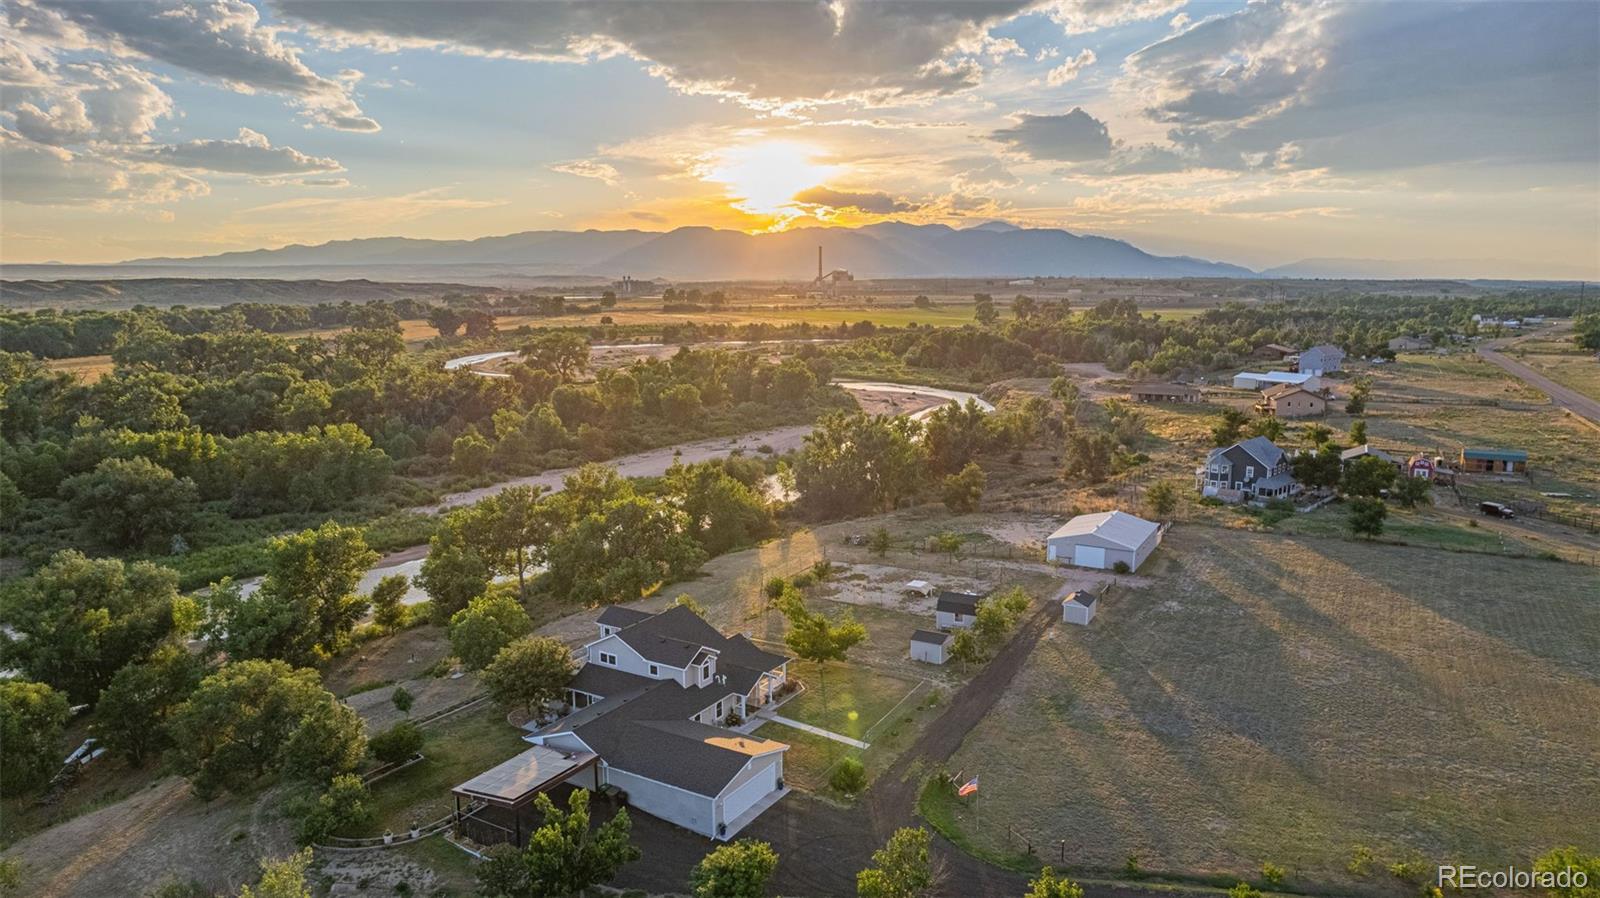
[[0, 127, 208, 206], [550, 160, 621, 186], [129, 127, 344, 175], [1040, 0, 1189, 35], [1046, 48, 1097, 86], [990, 107, 1114, 161]]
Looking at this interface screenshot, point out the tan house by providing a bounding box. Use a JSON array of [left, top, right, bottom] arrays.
[[1128, 382, 1201, 403], [1256, 383, 1326, 418]]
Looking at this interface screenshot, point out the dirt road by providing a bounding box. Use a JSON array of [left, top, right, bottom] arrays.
[[1478, 338, 1600, 426]]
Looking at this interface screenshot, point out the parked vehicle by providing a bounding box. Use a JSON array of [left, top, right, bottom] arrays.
[[1478, 501, 1516, 519]]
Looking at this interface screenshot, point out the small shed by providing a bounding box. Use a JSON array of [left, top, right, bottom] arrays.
[[1046, 510, 1162, 572], [1406, 455, 1436, 479], [910, 629, 953, 664], [1460, 447, 1528, 474], [1129, 382, 1201, 403], [1061, 591, 1098, 626], [935, 590, 984, 630]]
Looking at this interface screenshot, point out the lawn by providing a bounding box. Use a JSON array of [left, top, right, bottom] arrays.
[[780, 658, 922, 741], [935, 526, 1600, 894], [353, 705, 531, 836]]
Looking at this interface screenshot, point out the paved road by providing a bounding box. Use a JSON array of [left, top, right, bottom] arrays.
[[1478, 338, 1600, 426], [611, 599, 1191, 898]]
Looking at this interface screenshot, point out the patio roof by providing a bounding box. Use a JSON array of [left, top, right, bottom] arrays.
[[452, 746, 598, 809]]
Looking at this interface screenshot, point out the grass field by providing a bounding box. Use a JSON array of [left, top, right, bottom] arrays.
[[42, 353, 114, 383], [780, 659, 922, 741], [1506, 337, 1600, 403], [935, 526, 1600, 894], [353, 705, 530, 836]]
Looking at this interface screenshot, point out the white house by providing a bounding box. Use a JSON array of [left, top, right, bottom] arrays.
[[935, 590, 984, 629], [909, 629, 953, 664], [1296, 344, 1346, 376], [1061, 591, 1098, 626], [525, 605, 792, 841], [1232, 371, 1323, 391], [1046, 510, 1163, 573]]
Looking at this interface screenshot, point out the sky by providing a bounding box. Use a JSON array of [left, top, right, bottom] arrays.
[[1, 0, 1597, 277]]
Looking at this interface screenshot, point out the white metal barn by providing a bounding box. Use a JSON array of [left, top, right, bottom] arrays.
[[1061, 591, 1098, 626], [909, 629, 953, 664], [1046, 510, 1162, 572]]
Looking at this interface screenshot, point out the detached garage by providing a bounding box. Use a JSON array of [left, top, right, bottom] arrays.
[[1046, 510, 1163, 573]]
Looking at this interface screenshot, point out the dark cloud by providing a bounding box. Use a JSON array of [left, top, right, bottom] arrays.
[[272, 0, 1032, 107], [989, 108, 1113, 161], [793, 186, 922, 213], [130, 128, 343, 175], [19, 0, 378, 131]]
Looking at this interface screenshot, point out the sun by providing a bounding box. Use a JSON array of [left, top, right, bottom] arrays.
[[702, 140, 839, 225]]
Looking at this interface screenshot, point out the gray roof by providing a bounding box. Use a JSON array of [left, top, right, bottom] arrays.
[[613, 604, 732, 668], [1340, 444, 1396, 464], [571, 679, 785, 797], [1234, 436, 1286, 468], [1256, 472, 1297, 489], [936, 590, 984, 614], [1047, 510, 1160, 551], [597, 606, 656, 629], [452, 745, 597, 806], [1301, 343, 1345, 359], [568, 663, 653, 699], [1062, 591, 1098, 608], [911, 629, 953, 645]]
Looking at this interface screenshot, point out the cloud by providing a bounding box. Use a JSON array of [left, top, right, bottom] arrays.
[[0, 127, 208, 206], [1045, 48, 1096, 86], [550, 160, 621, 186], [792, 186, 922, 214], [989, 107, 1113, 161], [272, 0, 1034, 108], [19, 0, 378, 131], [1039, 0, 1189, 34], [129, 127, 344, 175], [4, 59, 174, 146], [945, 156, 1022, 193]]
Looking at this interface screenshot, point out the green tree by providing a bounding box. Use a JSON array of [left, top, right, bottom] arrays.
[[475, 789, 640, 898], [923, 399, 991, 474], [61, 456, 198, 549], [203, 522, 378, 665], [1145, 480, 1179, 517], [1349, 419, 1368, 444], [368, 720, 424, 765], [690, 839, 779, 898], [0, 680, 70, 796], [168, 660, 365, 798], [238, 850, 313, 898], [665, 460, 778, 556], [1342, 455, 1397, 497], [390, 685, 414, 716], [450, 593, 534, 670], [415, 510, 495, 624], [1012, 295, 1037, 319], [869, 527, 891, 556], [830, 757, 867, 795], [1347, 497, 1388, 539], [1345, 376, 1372, 415], [1212, 408, 1251, 446], [1392, 475, 1432, 508], [1, 551, 184, 704], [482, 636, 575, 716], [949, 628, 983, 670], [520, 331, 590, 380], [1532, 846, 1600, 898], [1573, 314, 1600, 351], [1303, 423, 1333, 447], [1025, 867, 1085, 898], [857, 827, 934, 898], [779, 591, 866, 750], [544, 495, 707, 606], [1247, 415, 1286, 442], [426, 306, 463, 338], [1062, 429, 1115, 484], [793, 412, 926, 520], [941, 462, 985, 513], [370, 574, 410, 632], [1292, 443, 1344, 491], [294, 773, 374, 844], [973, 293, 997, 326], [93, 645, 206, 766], [452, 426, 493, 475]]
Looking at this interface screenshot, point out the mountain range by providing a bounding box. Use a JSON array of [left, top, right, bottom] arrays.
[[12, 222, 1258, 283]]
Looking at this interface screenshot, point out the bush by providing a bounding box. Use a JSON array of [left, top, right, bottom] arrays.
[[1111, 560, 1131, 574], [829, 757, 867, 795], [369, 721, 425, 765], [791, 571, 815, 589], [1261, 862, 1287, 886], [810, 559, 834, 581], [763, 577, 788, 599], [295, 774, 374, 844], [1347, 845, 1377, 876]]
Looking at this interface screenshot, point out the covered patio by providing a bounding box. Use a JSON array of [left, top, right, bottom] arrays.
[[451, 745, 599, 850]]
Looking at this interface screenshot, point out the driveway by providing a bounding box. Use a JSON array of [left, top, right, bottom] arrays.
[[610, 600, 1192, 897], [1477, 338, 1600, 426]]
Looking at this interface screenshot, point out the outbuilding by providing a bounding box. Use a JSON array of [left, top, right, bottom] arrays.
[[1128, 382, 1201, 403], [1460, 447, 1528, 474], [1232, 371, 1322, 391], [935, 590, 984, 630], [1046, 510, 1162, 573], [909, 629, 953, 664], [1061, 591, 1098, 626]]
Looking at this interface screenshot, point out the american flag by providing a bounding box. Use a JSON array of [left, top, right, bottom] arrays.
[[957, 776, 979, 797]]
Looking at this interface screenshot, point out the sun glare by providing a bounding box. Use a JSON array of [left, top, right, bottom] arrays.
[[702, 140, 839, 226]]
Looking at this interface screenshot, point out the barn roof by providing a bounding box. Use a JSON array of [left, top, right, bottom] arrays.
[[1047, 510, 1160, 551]]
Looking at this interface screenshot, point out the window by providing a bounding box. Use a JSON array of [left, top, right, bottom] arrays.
[[648, 664, 659, 677], [701, 661, 712, 680], [1245, 465, 1255, 481], [600, 625, 613, 637], [715, 700, 723, 718], [598, 652, 617, 666]]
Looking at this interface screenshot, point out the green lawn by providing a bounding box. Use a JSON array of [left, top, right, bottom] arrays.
[[781, 659, 921, 740], [354, 706, 530, 836], [1270, 504, 1543, 556]]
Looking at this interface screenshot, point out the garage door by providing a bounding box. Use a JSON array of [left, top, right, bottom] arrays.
[[720, 762, 778, 828], [1073, 545, 1107, 568]]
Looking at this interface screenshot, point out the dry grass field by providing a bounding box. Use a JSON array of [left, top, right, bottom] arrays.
[[42, 353, 114, 383], [936, 526, 1600, 893], [1504, 336, 1600, 404]]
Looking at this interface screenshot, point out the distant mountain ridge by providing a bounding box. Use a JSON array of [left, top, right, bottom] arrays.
[[100, 221, 1256, 281]]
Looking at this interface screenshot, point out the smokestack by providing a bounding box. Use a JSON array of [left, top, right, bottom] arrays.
[[818, 245, 823, 281]]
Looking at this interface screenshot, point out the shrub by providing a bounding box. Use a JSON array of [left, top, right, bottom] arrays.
[[369, 721, 425, 765], [1111, 560, 1131, 574], [1227, 884, 1262, 898], [1261, 862, 1287, 886], [829, 757, 867, 795], [810, 559, 834, 581], [1123, 856, 1142, 878], [763, 577, 788, 599], [391, 686, 414, 715], [295, 774, 374, 844], [791, 572, 815, 589], [1347, 845, 1376, 876]]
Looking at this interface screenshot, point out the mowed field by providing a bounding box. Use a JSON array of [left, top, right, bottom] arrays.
[[938, 525, 1600, 892]]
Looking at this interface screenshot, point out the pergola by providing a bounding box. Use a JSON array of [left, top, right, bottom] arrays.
[[451, 745, 599, 849]]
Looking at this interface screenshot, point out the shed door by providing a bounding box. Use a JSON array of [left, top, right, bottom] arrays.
[[1073, 545, 1107, 568]]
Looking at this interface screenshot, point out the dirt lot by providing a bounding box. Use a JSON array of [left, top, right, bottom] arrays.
[[937, 526, 1600, 894]]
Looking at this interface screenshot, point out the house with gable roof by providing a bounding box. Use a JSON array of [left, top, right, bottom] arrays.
[[1196, 436, 1300, 503]]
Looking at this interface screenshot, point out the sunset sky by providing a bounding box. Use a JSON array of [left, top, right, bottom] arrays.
[[2, 0, 1597, 277]]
